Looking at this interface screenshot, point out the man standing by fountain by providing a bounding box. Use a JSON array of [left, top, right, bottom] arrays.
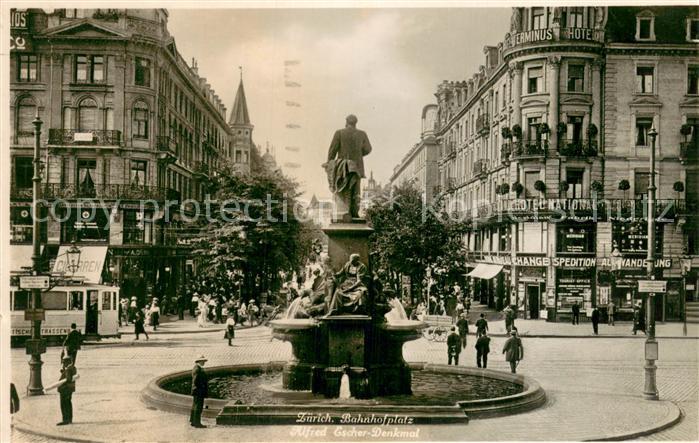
[[324, 114, 372, 221], [502, 330, 524, 374], [190, 355, 209, 428], [447, 326, 461, 365]]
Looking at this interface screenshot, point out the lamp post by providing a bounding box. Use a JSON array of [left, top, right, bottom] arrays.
[[27, 113, 46, 396], [681, 256, 692, 337], [644, 127, 659, 400]]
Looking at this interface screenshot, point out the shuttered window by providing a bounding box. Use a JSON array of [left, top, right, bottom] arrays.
[[17, 99, 36, 135], [78, 99, 98, 131]]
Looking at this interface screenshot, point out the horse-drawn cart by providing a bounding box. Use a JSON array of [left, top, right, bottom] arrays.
[[421, 314, 453, 342]]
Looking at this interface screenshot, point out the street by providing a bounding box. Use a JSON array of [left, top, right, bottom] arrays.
[[10, 317, 699, 442]]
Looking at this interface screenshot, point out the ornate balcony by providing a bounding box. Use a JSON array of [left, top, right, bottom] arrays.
[[10, 185, 34, 200], [473, 159, 488, 179], [512, 140, 548, 160], [680, 141, 698, 165], [43, 183, 170, 201], [476, 114, 490, 136], [48, 129, 121, 147], [157, 136, 178, 164], [559, 139, 598, 158]]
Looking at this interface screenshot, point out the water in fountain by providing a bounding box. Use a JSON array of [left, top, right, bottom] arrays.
[[284, 297, 304, 319], [338, 373, 351, 399]]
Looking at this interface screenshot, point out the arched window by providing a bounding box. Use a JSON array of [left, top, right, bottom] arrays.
[[78, 98, 98, 131], [132, 101, 149, 139], [16, 96, 37, 136]]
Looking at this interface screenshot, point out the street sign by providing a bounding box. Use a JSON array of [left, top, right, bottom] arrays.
[[19, 275, 50, 289], [638, 280, 666, 294], [24, 309, 45, 321]]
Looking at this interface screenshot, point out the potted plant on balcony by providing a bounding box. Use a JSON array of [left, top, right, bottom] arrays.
[[680, 123, 692, 139], [512, 124, 522, 140], [560, 180, 569, 197], [512, 181, 524, 197], [592, 180, 604, 196], [534, 180, 546, 195], [501, 126, 512, 140], [618, 179, 630, 199], [539, 123, 550, 136], [500, 183, 510, 195]]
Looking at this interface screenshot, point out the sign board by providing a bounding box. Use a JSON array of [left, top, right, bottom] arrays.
[[24, 308, 45, 321], [638, 280, 667, 294], [19, 275, 50, 289], [74, 132, 94, 142], [12, 327, 74, 336]]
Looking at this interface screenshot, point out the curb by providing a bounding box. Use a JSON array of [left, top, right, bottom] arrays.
[[13, 423, 108, 443], [585, 400, 683, 441]]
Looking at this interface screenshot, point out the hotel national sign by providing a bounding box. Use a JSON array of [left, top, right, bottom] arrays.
[[504, 27, 604, 50]]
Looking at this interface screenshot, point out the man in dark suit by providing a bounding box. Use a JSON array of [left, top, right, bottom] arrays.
[[591, 306, 600, 335], [475, 331, 491, 368], [325, 114, 372, 220], [190, 355, 209, 428], [63, 323, 82, 365], [571, 302, 580, 325], [57, 356, 77, 425], [447, 327, 461, 365], [502, 330, 524, 373]]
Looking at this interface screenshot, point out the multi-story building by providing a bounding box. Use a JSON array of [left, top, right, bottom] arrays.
[[426, 6, 698, 322], [389, 105, 440, 204], [9, 8, 252, 305]]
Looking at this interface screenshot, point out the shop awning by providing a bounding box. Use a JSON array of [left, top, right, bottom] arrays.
[[466, 263, 504, 280], [53, 245, 108, 284]]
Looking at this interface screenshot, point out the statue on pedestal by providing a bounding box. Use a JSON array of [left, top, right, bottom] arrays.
[[326, 254, 368, 316], [323, 115, 372, 221]]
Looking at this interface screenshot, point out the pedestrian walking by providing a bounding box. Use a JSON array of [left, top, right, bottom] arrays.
[[149, 300, 160, 331], [119, 297, 129, 326], [464, 297, 471, 315], [571, 302, 580, 325], [456, 313, 469, 349], [128, 296, 138, 323], [190, 355, 209, 428], [248, 299, 259, 327], [190, 292, 199, 318], [447, 326, 461, 365], [591, 306, 600, 335], [502, 330, 524, 374], [207, 297, 216, 322], [134, 309, 149, 340], [177, 293, 186, 320], [225, 313, 236, 346], [632, 304, 646, 335], [475, 313, 489, 338], [56, 355, 78, 425], [10, 383, 19, 414], [475, 331, 491, 368], [503, 305, 513, 333], [215, 298, 223, 324], [607, 301, 615, 326], [62, 323, 82, 365]]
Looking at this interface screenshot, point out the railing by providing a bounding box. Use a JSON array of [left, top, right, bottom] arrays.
[[10, 185, 34, 200], [48, 129, 122, 147], [680, 141, 698, 164], [500, 143, 512, 164], [473, 159, 488, 178], [559, 139, 598, 157], [512, 140, 548, 159], [43, 183, 171, 201], [476, 114, 490, 136], [157, 136, 178, 154]]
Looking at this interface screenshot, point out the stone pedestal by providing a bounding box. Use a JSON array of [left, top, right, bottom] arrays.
[[322, 220, 373, 272], [324, 315, 370, 367]]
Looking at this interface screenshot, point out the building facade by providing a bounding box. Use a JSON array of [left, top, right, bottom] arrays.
[[423, 6, 698, 321], [389, 104, 440, 204], [9, 8, 252, 306]]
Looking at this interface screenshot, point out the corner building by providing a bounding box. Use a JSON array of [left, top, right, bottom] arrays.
[[430, 6, 698, 322], [9, 9, 252, 311]]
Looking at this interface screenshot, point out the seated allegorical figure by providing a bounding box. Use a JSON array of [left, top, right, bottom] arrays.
[[326, 253, 368, 316], [296, 255, 336, 318]]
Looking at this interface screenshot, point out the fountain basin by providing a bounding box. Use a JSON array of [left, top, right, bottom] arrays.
[[141, 362, 546, 425]]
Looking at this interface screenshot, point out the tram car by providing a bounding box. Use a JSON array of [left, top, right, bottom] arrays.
[[10, 283, 120, 346]]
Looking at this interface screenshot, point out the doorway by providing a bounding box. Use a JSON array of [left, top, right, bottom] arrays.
[[527, 285, 540, 319], [85, 290, 99, 334]]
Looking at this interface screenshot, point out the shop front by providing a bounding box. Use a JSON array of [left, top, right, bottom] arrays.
[[555, 267, 595, 322]]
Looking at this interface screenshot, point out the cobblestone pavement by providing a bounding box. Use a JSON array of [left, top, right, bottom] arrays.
[[9, 320, 698, 442]]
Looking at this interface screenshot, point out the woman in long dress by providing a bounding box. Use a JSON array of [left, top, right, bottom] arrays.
[[197, 298, 208, 328]]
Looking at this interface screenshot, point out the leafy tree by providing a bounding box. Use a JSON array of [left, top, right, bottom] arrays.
[[366, 182, 468, 304]]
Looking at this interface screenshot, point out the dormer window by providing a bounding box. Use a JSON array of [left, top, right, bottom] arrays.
[[687, 19, 699, 42], [635, 12, 656, 41]]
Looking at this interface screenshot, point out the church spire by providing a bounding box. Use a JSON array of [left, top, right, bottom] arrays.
[[229, 67, 251, 126]]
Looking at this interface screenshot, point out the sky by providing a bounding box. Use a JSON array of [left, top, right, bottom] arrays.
[[168, 7, 511, 202]]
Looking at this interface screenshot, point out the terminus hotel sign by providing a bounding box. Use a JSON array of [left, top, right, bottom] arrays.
[[504, 27, 604, 49]]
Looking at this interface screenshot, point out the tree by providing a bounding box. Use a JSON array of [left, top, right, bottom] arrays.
[[190, 147, 322, 303], [366, 182, 468, 304]]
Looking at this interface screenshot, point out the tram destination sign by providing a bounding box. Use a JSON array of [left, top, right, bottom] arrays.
[[19, 275, 50, 289], [638, 280, 667, 294]]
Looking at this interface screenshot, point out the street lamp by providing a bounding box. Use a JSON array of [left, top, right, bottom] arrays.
[[644, 126, 659, 400], [66, 241, 82, 275], [681, 256, 692, 337]]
